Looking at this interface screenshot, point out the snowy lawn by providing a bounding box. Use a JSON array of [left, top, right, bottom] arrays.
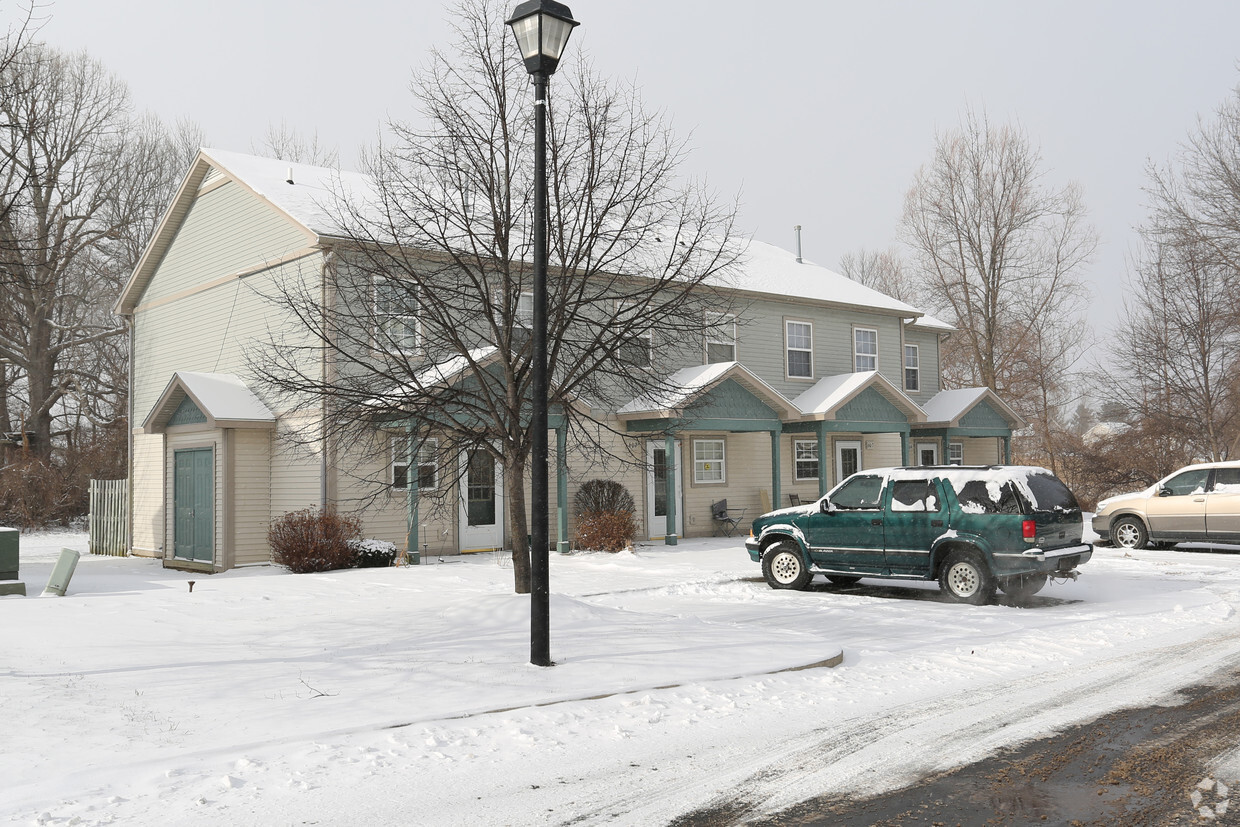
[[5, 528, 1240, 825]]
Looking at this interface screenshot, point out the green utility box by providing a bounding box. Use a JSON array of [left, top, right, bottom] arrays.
[[0, 526, 17, 580]]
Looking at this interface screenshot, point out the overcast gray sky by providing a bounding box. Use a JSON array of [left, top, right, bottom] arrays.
[[32, 0, 1240, 350]]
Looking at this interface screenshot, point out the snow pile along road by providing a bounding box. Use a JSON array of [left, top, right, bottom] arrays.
[[4, 530, 1240, 825]]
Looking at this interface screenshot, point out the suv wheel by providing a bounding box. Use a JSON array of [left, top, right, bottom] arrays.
[[762, 542, 812, 590], [1112, 517, 1148, 550], [938, 548, 996, 605]]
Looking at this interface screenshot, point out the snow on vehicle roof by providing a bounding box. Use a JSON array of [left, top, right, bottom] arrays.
[[857, 465, 1070, 511]]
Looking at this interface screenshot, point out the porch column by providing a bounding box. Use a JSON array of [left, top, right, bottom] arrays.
[[817, 421, 830, 499], [664, 432, 678, 545], [770, 429, 782, 513], [405, 423, 420, 564], [900, 431, 909, 466], [556, 421, 570, 554], [1003, 435, 1012, 464]]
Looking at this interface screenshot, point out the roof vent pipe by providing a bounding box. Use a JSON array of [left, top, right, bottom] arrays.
[[794, 225, 803, 263], [286, 167, 294, 185]]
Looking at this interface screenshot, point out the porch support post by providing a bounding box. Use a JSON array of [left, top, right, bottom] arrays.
[[817, 421, 830, 499], [664, 432, 678, 545], [405, 423, 420, 565], [770, 429, 782, 512], [556, 421, 570, 554], [900, 431, 909, 466], [1003, 435, 1012, 464]]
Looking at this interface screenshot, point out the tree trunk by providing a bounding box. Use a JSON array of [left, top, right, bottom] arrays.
[[505, 452, 531, 594]]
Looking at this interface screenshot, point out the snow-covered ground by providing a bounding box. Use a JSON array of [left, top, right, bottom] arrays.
[[4, 528, 1240, 826]]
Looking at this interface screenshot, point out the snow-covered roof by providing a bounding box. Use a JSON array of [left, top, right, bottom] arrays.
[[792, 371, 924, 421], [616, 361, 800, 418], [364, 347, 500, 408], [908, 313, 955, 333], [919, 387, 1025, 429], [724, 239, 923, 317], [142, 372, 275, 432], [199, 148, 376, 239]]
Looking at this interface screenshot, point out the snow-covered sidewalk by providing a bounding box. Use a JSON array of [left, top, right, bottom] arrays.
[[4, 531, 1240, 825]]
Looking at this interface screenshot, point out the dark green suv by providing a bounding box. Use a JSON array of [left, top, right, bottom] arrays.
[[745, 466, 1092, 604]]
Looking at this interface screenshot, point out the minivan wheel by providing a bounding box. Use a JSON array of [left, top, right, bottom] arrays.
[[999, 572, 1047, 603], [1112, 517, 1148, 550], [762, 543, 812, 590], [938, 548, 996, 605]]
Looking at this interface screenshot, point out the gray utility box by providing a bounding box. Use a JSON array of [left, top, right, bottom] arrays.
[[0, 526, 17, 580]]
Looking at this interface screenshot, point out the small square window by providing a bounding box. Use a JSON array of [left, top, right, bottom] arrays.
[[693, 438, 726, 484], [855, 328, 877, 372]]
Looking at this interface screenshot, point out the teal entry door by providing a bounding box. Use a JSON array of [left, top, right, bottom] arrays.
[[174, 448, 214, 563]]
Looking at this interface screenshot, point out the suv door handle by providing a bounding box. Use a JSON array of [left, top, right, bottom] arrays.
[[871, 519, 883, 526], [931, 519, 944, 527]]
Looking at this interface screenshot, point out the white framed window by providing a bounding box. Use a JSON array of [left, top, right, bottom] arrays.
[[617, 301, 653, 368], [854, 327, 877, 372], [705, 312, 737, 364], [373, 276, 419, 352], [786, 320, 813, 379], [904, 344, 920, 391], [794, 439, 819, 481], [515, 292, 534, 329], [948, 442, 963, 465], [693, 438, 726, 484], [392, 437, 439, 491]]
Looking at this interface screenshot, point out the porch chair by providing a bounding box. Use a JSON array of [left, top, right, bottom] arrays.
[[788, 493, 802, 506], [711, 499, 746, 537]]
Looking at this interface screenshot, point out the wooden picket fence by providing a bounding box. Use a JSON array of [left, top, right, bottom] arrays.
[[89, 479, 129, 556]]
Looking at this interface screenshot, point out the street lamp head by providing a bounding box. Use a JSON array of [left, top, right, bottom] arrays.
[[506, 0, 579, 77]]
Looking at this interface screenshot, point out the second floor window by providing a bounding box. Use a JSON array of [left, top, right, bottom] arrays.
[[904, 344, 920, 391], [706, 312, 736, 363], [515, 292, 534, 329], [854, 328, 877, 372], [786, 320, 813, 379], [619, 332, 653, 368], [373, 276, 419, 352]]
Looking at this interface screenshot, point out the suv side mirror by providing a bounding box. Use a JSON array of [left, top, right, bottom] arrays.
[[819, 498, 835, 514]]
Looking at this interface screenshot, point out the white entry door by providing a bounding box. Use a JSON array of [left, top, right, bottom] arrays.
[[916, 442, 939, 466], [646, 441, 683, 539], [459, 447, 504, 551], [835, 440, 861, 487]]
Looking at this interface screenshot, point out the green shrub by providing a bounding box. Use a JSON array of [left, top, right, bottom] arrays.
[[268, 508, 363, 573], [574, 479, 636, 552], [349, 538, 399, 568]]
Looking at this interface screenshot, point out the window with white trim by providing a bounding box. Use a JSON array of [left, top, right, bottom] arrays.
[[618, 301, 653, 368], [705, 312, 737, 363], [392, 437, 439, 490], [786, 320, 813, 379], [373, 276, 419, 352], [854, 327, 877, 372], [794, 439, 819, 481], [948, 442, 963, 465], [693, 438, 726, 484], [515, 292, 534, 329], [904, 344, 920, 391]]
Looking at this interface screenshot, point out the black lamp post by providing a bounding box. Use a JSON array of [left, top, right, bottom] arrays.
[[506, 0, 578, 668]]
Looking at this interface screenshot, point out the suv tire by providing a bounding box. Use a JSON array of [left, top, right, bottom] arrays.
[[762, 542, 812, 590], [1112, 516, 1149, 550], [938, 547, 996, 605]]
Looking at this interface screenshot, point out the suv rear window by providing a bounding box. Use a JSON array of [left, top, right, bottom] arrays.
[[1025, 472, 1080, 512], [950, 479, 1023, 514]]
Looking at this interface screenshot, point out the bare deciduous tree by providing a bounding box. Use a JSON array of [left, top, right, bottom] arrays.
[[838, 247, 915, 304], [900, 110, 1096, 465], [250, 0, 742, 594], [256, 120, 339, 167], [0, 44, 196, 458]]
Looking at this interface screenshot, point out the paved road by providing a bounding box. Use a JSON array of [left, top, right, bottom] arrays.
[[675, 666, 1240, 826]]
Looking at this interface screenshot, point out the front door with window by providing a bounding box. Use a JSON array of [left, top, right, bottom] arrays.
[[835, 440, 861, 487], [459, 447, 504, 550], [173, 447, 214, 563], [646, 441, 683, 539], [916, 442, 939, 466]]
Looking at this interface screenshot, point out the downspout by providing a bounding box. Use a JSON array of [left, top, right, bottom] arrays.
[[127, 316, 135, 554], [319, 249, 335, 509]]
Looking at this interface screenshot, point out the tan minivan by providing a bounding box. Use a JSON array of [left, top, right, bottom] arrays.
[[1092, 460, 1240, 549]]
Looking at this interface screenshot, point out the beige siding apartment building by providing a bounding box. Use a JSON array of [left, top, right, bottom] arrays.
[[117, 149, 1024, 572]]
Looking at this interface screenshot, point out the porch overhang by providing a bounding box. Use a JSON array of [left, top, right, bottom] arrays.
[[141, 372, 276, 434], [617, 361, 798, 434], [791, 371, 925, 431]]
